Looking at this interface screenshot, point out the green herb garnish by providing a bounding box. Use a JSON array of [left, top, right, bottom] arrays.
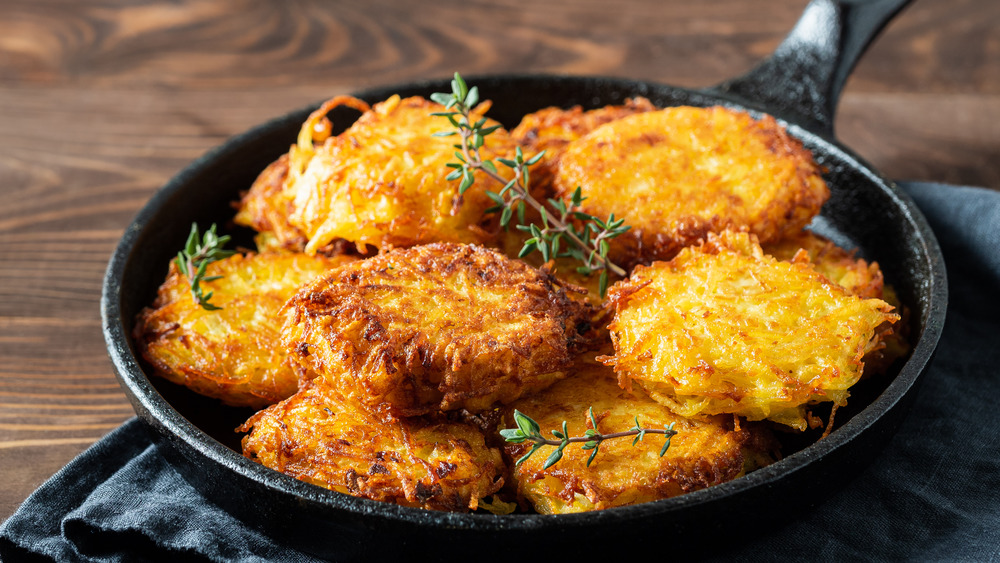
[[174, 223, 235, 311], [500, 407, 677, 469], [431, 73, 630, 296]]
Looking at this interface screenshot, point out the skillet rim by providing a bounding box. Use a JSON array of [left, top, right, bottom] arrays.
[[100, 71, 947, 533]]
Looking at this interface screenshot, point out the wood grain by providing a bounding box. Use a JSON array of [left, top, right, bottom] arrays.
[[1, 0, 997, 520]]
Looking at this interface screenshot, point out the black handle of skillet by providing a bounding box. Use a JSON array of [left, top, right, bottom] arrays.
[[710, 0, 911, 136]]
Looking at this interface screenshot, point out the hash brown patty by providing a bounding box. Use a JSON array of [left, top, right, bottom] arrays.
[[281, 243, 597, 416], [240, 379, 505, 512], [134, 252, 353, 408], [554, 106, 830, 268], [502, 353, 777, 513], [602, 230, 898, 430]]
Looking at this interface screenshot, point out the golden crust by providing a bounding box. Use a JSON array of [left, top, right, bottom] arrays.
[[511, 98, 658, 155], [239, 379, 505, 512], [763, 229, 910, 375], [236, 95, 518, 255], [603, 230, 899, 430], [511, 98, 658, 194], [762, 229, 884, 300], [502, 354, 777, 514], [233, 153, 309, 253], [554, 106, 830, 268], [134, 252, 354, 408], [282, 243, 597, 416], [865, 284, 911, 375]]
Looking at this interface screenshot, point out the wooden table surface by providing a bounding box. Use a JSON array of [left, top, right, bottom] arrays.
[[1, 0, 997, 520]]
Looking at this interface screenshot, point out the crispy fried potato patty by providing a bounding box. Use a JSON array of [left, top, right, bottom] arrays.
[[603, 231, 899, 430], [240, 379, 505, 512], [502, 354, 777, 514], [511, 98, 658, 193], [236, 95, 517, 254], [763, 229, 910, 375], [282, 243, 596, 416], [233, 153, 306, 253], [134, 252, 353, 408], [511, 98, 658, 157], [554, 106, 829, 267], [763, 229, 884, 300]]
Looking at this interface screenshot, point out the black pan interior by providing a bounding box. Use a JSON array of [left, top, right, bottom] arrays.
[[104, 74, 945, 557]]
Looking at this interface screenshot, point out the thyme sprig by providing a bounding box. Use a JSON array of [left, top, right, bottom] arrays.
[[430, 73, 630, 296], [174, 223, 235, 311], [501, 407, 678, 469]]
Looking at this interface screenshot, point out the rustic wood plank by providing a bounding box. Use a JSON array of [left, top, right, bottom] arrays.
[[839, 93, 1000, 188]]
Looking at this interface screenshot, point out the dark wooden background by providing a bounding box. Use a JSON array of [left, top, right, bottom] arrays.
[[1, 0, 997, 520]]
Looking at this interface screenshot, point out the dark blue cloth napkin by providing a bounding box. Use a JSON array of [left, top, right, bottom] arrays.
[[3, 181, 999, 562]]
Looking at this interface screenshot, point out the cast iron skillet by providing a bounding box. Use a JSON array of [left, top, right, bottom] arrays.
[[102, 0, 946, 558]]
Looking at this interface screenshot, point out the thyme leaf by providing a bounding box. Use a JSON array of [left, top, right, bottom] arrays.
[[502, 408, 678, 469], [432, 73, 631, 296], [174, 223, 235, 311]]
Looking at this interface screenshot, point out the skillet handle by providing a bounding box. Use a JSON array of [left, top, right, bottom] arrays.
[[710, 0, 911, 135]]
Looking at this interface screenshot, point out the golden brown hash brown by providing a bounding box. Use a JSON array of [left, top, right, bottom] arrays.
[[233, 96, 372, 253], [502, 354, 777, 514], [603, 230, 899, 430], [134, 252, 355, 408], [282, 243, 597, 417], [234, 95, 518, 255], [864, 284, 911, 375], [763, 229, 884, 300], [510, 98, 657, 194], [511, 97, 658, 157], [763, 229, 911, 375], [233, 153, 302, 253], [239, 379, 505, 512], [554, 106, 830, 268]]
